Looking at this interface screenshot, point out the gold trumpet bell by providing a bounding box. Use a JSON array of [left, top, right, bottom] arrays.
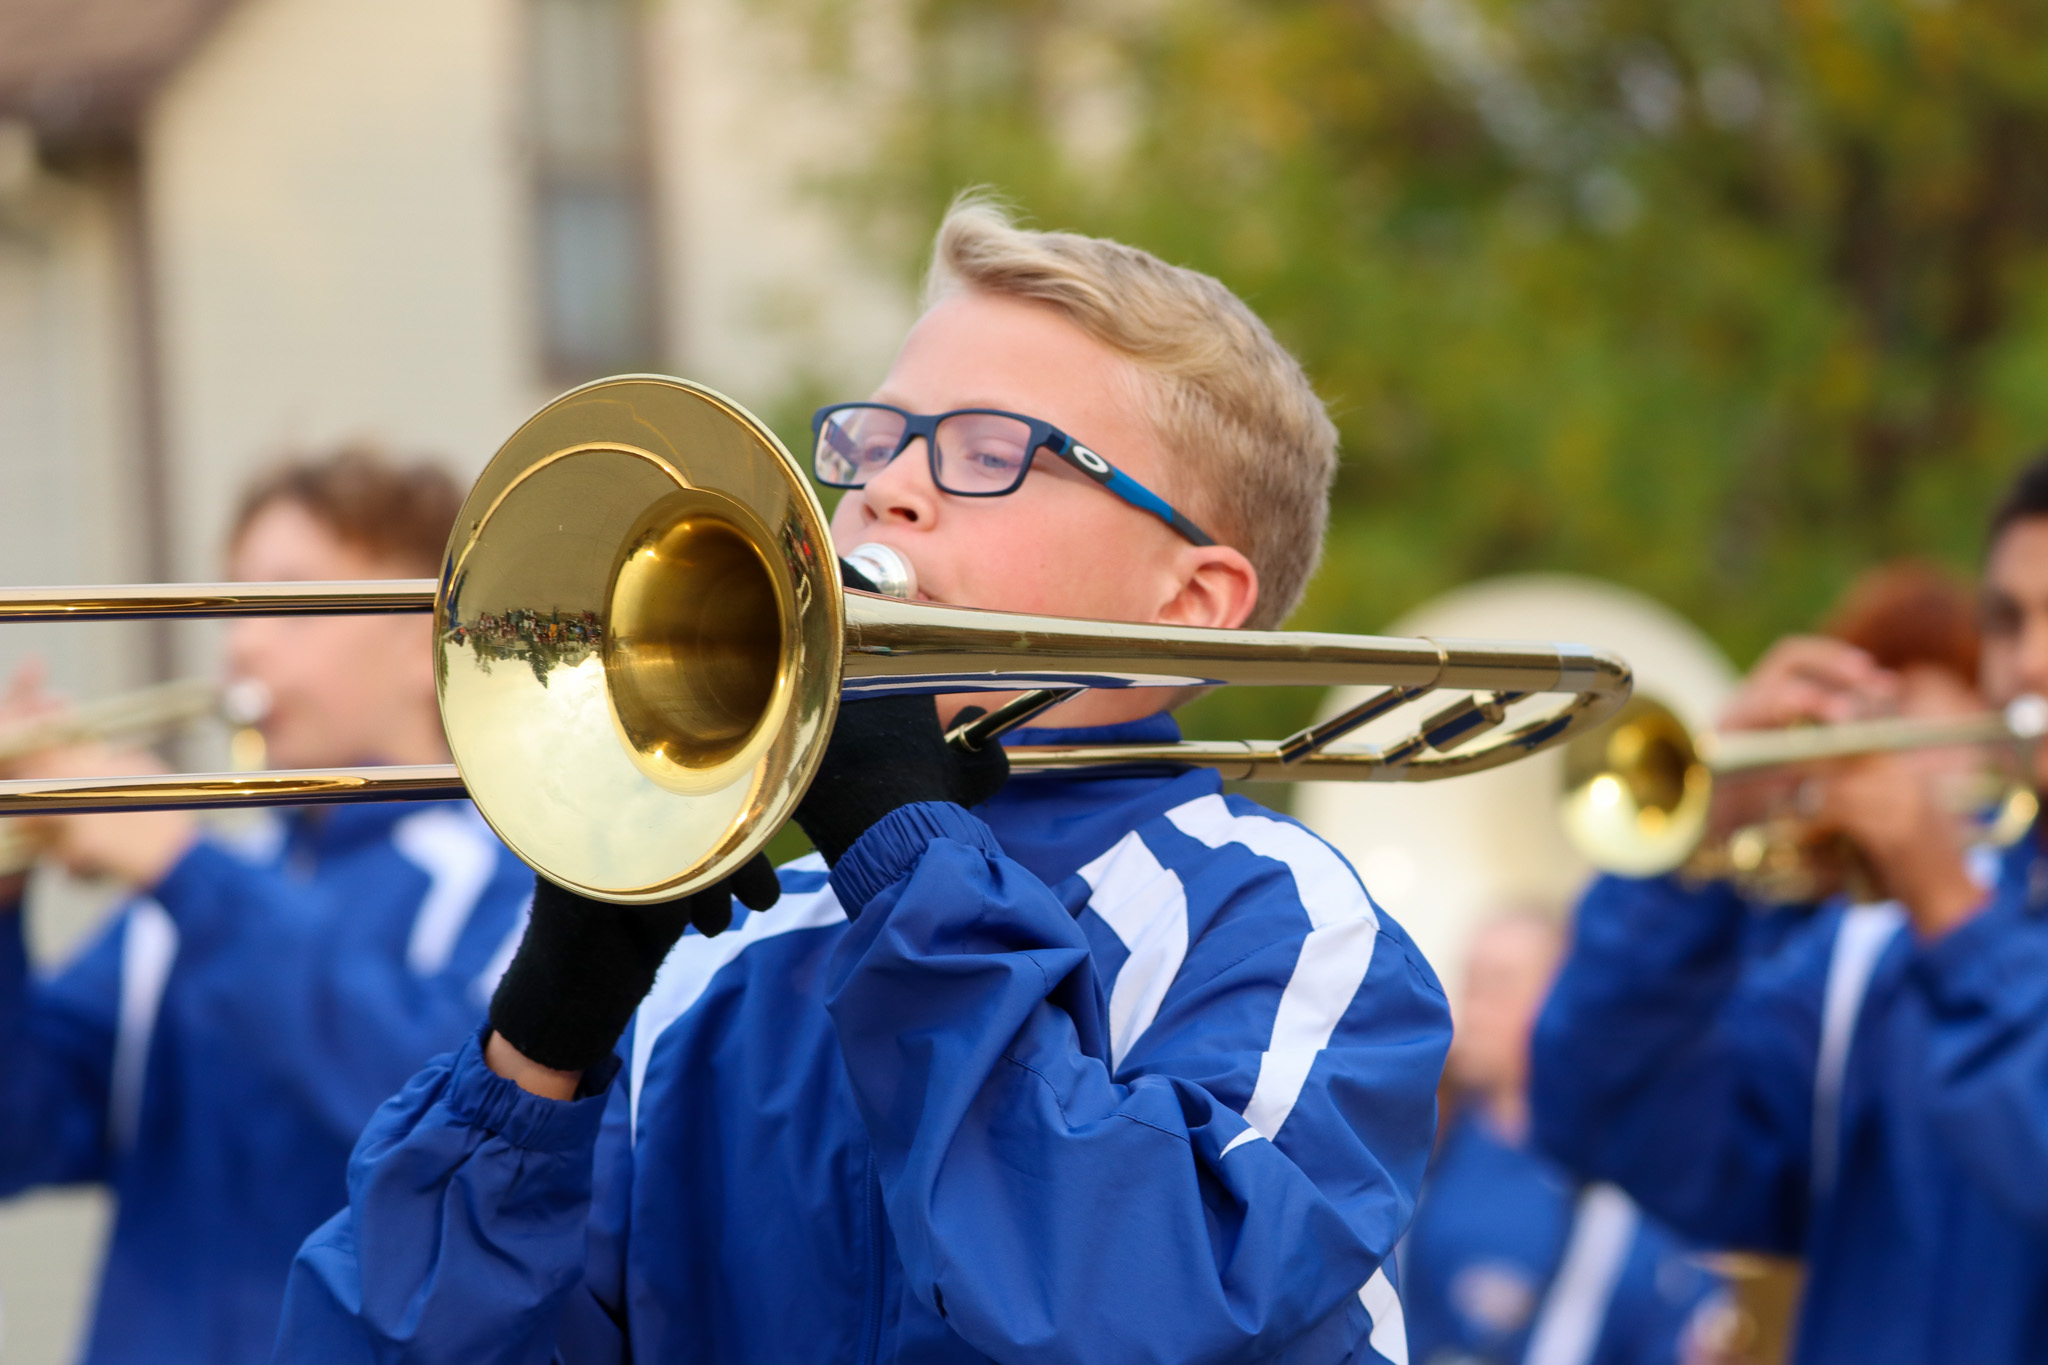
[[436, 377, 844, 904], [1560, 694, 1713, 878]]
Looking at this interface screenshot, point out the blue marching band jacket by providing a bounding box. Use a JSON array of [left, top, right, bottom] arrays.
[[278, 717, 1454, 1365], [1401, 1109, 1721, 1365], [0, 801, 533, 1365], [1531, 828, 2048, 1365]]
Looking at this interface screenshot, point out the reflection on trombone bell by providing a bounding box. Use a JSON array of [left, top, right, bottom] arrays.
[[0, 376, 1634, 904], [1561, 692, 2047, 902], [0, 677, 272, 875]]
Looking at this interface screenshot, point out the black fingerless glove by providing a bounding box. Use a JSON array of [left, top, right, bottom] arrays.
[[793, 693, 1011, 867], [487, 855, 781, 1074], [794, 555, 1011, 868]]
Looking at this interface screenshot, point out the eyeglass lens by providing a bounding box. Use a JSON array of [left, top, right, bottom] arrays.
[[815, 408, 1040, 495]]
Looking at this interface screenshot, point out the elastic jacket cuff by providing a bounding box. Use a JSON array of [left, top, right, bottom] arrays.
[[443, 1027, 621, 1154], [829, 801, 1002, 915]]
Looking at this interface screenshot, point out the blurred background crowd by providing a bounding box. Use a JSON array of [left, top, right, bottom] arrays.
[[2, 0, 2046, 1359]]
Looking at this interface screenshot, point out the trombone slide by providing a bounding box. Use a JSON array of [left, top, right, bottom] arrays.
[[0, 375, 1633, 900]]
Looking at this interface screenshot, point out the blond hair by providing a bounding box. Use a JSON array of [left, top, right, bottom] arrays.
[[923, 197, 1338, 629]]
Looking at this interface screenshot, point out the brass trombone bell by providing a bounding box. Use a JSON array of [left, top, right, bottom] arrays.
[[1561, 693, 2048, 879], [0, 375, 1633, 903]]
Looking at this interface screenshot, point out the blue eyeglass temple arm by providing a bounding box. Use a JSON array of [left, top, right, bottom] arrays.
[[1052, 437, 1217, 547]]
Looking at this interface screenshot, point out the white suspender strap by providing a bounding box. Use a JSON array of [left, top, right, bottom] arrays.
[[1521, 1183, 1640, 1365], [1811, 902, 1904, 1200], [110, 901, 178, 1151]]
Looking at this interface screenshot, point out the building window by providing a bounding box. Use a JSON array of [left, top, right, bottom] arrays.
[[527, 0, 659, 381]]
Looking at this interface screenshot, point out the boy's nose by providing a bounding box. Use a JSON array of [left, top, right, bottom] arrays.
[[860, 437, 941, 526]]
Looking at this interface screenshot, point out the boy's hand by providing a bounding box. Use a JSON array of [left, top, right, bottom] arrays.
[[793, 694, 1011, 867], [6, 742, 198, 888], [488, 856, 782, 1080], [1717, 636, 1896, 734], [793, 557, 1011, 867], [0, 660, 58, 771], [1817, 752, 1984, 938], [1708, 636, 1898, 842]]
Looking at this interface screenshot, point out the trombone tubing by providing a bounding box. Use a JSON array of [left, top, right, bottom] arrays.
[[0, 579, 1632, 814], [0, 580, 436, 622], [0, 736, 1566, 818], [0, 766, 469, 815]]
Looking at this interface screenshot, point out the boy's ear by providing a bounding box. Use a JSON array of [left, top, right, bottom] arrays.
[[1158, 547, 1259, 630]]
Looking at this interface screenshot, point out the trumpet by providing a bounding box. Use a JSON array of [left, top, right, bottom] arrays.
[[0, 376, 1632, 903], [1561, 692, 2047, 892], [0, 678, 272, 875], [0, 677, 271, 766]]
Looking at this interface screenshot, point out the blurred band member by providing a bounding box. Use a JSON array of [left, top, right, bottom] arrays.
[[0, 448, 531, 1365], [1405, 911, 1723, 1365], [1532, 519, 2048, 1363]]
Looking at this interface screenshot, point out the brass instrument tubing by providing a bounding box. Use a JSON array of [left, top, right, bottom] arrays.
[[0, 764, 467, 816], [0, 584, 1630, 818], [0, 731, 1600, 816], [1705, 711, 2032, 774], [1278, 684, 1427, 763], [0, 580, 437, 622], [0, 678, 220, 763], [946, 687, 1086, 751]]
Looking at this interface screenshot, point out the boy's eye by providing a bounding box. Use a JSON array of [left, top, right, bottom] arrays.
[[934, 413, 1036, 488], [960, 445, 1026, 474], [820, 414, 907, 479]]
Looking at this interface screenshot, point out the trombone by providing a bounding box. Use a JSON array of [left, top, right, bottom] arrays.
[[0, 376, 1632, 903], [1560, 692, 2047, 891]]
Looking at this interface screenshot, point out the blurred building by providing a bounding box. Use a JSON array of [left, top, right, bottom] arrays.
[[0, 0, 909, 1356], [0, 0, 911, 699]]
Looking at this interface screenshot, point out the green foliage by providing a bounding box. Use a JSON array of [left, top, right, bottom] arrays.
[[761, 0, 2048, 745]]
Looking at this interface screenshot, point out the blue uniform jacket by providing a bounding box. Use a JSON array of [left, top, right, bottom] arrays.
[[1529, 828, 2048, 1364], [0, 801, 533, 1365], [1402, 1111, 1718, 1365], [278, 716, 1453, 1365]]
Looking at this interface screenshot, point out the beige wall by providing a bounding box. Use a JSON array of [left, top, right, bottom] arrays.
[[0, 160, 154, 694], [147, 0, 916, 615], [650, 0, 915, 412], [0, 157, 131, 1365], [147, 0, 538, 590]]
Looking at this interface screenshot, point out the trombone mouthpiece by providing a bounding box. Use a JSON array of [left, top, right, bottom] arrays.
[[844, 543, 917, 600]]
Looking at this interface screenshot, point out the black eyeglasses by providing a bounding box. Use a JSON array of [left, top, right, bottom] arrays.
[[810, 402, 1216, 547]]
